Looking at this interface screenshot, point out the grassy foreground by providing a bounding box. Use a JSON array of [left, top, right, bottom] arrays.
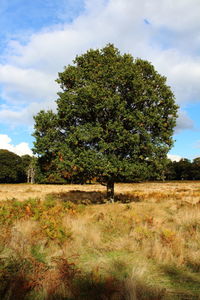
[[0, 182, 200, 299]]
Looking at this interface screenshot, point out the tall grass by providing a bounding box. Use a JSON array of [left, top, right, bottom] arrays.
[[0, 182, 200, 299]]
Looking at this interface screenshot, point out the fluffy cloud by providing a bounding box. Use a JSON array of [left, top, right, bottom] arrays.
[[0, 100, 57, 127], [0, 0, 200, 128], [145, 0, 200, 33], [0, 134, 32, 156], [167, 154, 182, 162], [0, 64, 58, 104], [175, 110, 194, 133], [152, 51, 200, 104]]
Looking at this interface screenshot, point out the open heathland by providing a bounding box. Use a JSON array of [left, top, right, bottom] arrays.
[[0, 182, 200, 299]]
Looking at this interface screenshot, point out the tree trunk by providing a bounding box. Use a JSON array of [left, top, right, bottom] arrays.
[[107, 180, 114, 203], [27, 167, 35, 184]]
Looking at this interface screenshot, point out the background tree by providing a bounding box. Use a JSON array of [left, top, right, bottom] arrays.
[[0, 150, 24, 183], [26, 157, 38, 184], [32, 110, 68, 183], [174, 158, 192, 180], [191, 157, 200, 180], [21, 154, 32, 182], [21, 154, 32, 171], [33, 44, 178, 201], [165, 158, 194, 180], [165, 159, 179, 180]]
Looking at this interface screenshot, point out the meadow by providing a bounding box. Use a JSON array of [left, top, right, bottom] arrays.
[[0, 182, 200, 299]]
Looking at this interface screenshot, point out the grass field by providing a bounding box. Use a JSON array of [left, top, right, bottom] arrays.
[[0, 182, 200, 299]]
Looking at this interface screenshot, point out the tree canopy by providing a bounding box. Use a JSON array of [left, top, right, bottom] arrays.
[[33, 44, 178, 201], [0, 150, 25, 183], [165, 157, 200, 181]]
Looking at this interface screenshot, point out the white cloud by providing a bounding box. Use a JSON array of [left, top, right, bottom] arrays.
[[152, 51, 200, 104], [0, 134, 32, 156], [0, 0, 200, 129], [0, 64, 58, 104], [0, 100, 57, 127], [145, 0, 200, 35], [167, 154, 182, 162], [175, 110, 194, 133]]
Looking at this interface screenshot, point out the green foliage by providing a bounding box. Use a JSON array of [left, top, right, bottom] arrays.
[[165, 157, 200, 180], [0, 150, 34, 183], [0, 149, 24, 183], [30, 244, 47, 263], [0, 198, 72, 243], [173, 158, 192, 180], [43, 195, 56, 208], [191, 157, 200, 180], [33, 44, 178, 196], [21, 154, 32, 174]]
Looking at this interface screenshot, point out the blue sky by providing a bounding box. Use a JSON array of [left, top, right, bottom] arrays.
[[0, 0, 200, 160]]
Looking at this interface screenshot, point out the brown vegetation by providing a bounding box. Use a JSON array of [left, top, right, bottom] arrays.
[[0, 182, 200, 299]]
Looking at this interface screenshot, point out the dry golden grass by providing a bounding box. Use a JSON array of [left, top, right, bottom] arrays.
[[0, 181, 200, 299], [0, 183, 107, 201], [1, 180, 200, 203]]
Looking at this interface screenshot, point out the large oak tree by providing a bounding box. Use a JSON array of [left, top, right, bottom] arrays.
[[33, 44, 178, 201]]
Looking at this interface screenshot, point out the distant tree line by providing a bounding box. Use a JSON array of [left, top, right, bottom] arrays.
[[165, 158, 200, 180], [0, 149, 33, 183], [0, 149, 200, 183]]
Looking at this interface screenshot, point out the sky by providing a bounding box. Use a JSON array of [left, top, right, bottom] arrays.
[[0, 0, 200, 160]]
